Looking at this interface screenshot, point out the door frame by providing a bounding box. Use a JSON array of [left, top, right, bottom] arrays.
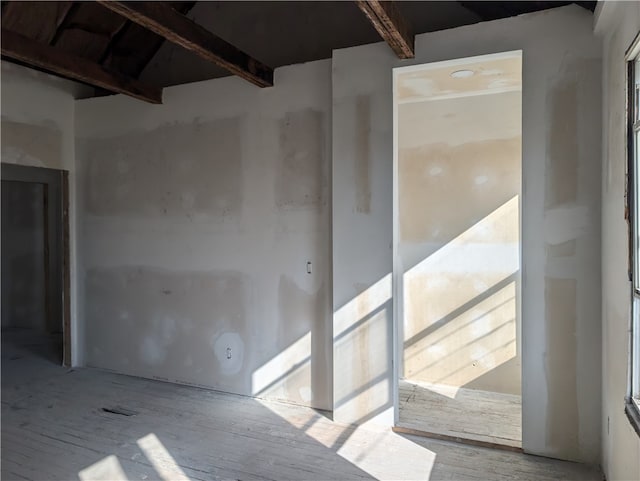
[[1, 162, 71, 366], [391, 51, 524, 436]]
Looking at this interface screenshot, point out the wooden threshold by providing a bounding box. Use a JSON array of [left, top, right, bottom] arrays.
[[392, 425, 524, 453]]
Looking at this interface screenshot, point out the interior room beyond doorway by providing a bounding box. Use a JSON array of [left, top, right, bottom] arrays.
[[394, 51, 523, 449]]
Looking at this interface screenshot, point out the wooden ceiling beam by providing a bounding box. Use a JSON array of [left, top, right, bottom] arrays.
[[97, 1, 274, 87], [355, 0, 414, 59], [1, 29, 162, 104]]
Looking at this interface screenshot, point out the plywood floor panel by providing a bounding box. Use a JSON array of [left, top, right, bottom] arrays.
[[398, 379, 522, 448], [1, 336, 599, 481]]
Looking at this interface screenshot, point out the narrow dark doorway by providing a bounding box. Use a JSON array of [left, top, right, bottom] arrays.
[[1, 163, 70, 366]]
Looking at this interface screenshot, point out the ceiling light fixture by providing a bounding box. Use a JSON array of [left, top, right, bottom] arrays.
[[450, 69, 475, 78]]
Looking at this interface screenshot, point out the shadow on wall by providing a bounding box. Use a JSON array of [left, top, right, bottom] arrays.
[[333, 274, 394, 426], [403, 196, 521, 395], [250, 276, 330, 409]]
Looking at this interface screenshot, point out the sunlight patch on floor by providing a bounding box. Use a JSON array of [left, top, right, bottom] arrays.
[[137, 433, 190, 481], [406, 379, 462, 399], [335, 423, 436, 480], [78, 455, 127, 481], [256, 396, 436, 480]]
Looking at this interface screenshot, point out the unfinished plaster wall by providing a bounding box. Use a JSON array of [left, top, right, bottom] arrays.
[[332, 5, 601, 463], [595, 2, 640, 480], [398, 75, 522, 395], [75, 60, 332, 410], [1, 63, 69, 171], [0, 61, 86, 364]]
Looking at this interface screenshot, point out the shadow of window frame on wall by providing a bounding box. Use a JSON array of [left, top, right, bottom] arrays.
[[625, 31, 640, 438]]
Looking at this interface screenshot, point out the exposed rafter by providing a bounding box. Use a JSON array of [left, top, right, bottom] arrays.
[[97, 1, 274, 87], [355, 0, 414, 59], [1, 28, 162, 104]]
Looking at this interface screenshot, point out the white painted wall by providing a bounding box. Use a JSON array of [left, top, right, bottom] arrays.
[[75, 60, 333, 410], [332, 5, 601, 463], [0, 61, 87, 365], [595, 2, 640, 479]]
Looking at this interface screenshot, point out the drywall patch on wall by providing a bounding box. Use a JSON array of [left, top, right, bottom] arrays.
[[544, 205, 590, 245], [355, 96, 372, 214], [258, 275, 330, 406], [334, 275, 393, 423], [546, 78, 578, 208], [545, 277, 579, 460], [1, 119, 63, 169], [278, 276, 327, 348], [276, 109, 326, 209], [605, 27, 624, 193], [546, 240, 577, 258], [85, 266, 250, 394], [399, 138, 521, 245], [85, 117, 243, 218]]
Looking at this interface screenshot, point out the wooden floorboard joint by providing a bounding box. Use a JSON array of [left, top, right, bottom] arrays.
[[392, 425, 524, 453]]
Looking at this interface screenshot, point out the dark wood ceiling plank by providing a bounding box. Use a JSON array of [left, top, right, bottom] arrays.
[[1, 28, 162, 104], [49, 2, 80, 45], [98, 20, 132, 65], [355, 0, 414, 59], [458, 1, 592, 21], [458, 1, 509, 21], [97, 1, 273, 87], [2, 1, 72, 44], [51, 2, 133, 62]]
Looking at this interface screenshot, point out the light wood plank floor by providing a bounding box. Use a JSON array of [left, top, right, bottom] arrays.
[[2, 336, 599, 481], [398, 379, 522, 449]]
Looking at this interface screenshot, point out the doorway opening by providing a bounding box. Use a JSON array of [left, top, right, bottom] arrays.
[[1, 163, 70, 366], [393, 51, 523, 449]]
